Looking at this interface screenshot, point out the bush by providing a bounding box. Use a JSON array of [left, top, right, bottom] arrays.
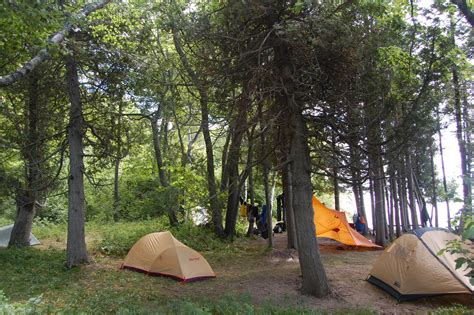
[[91, 219, 169, 256], [36, 193, 68, 224], [92, 219, 228, 257]]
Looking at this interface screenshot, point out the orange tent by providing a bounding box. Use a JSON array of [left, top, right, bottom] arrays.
[[313, 196, 382, 249]]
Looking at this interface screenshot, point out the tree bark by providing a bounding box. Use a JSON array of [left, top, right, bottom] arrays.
[[452, 65, 472, 230], [289, 105, 329, 296], [390, 172, 401, 237], [450, 0, 474, 27], [258, 103, 273, 248], [9, 73, 42, 247], [406, 155, 419, 229], [220, 121, 232, 192], [450, 15, 472, 231], [367, 121, 386, 246], [437, 108, 451, 229], [150, 112, 178, 226], [429, 145, 439, 227], [113, 157, 120, 221], [65, 52, 89, 268], [398, 168, 409, 231], [332, 133, 340, 210], [224, 95, 248, 238], [283, 163, 298, 249], [113, 101, 123, 222], [172, 24, 223, 236]]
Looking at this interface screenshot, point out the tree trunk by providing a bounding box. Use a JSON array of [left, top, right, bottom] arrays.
[[173, 24, 223, 236], [248, 158, 255, 205], [289, 106, 329, 296], [113, 100, 123, 222], [220, 123, 232, 192], [150, 113, 178, 226], [390, 172, 401, 237], [258, 103, 273, 248], [151, 112, 168, 187], [283, 163, 297, 249], [367, 123, 386, 246], [369, 177, 375, 233], [113, 157, 120, 222], [450, 16, 472, 230], [437, 108, 451, 229], [9, 73, 42, 247], [429, 145, 438, 227], [65, 53, 89, 268], [357, 181, 368, 235], [406, 155, 419, 229], [452, 66, 472, 229], [224, 96, 248, 238], [332, 133, 340, 210], [398, 168, 409, 231], [10, 190, 37, 247]]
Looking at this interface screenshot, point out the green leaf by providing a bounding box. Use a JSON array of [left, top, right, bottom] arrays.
[[455, 258, 466, 270]]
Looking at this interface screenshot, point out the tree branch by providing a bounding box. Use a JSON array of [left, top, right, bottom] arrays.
[[0, 0, 112, 87], [451, 0, 474, 27]]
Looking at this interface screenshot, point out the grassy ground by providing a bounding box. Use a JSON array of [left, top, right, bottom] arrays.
[[0, 220, 472, 314]]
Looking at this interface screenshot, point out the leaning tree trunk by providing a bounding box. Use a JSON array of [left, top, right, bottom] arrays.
[[288, 104, 329, 296], [452, 65, 472, 229], [150, 111, 178, 226], [172, 24, 223, 237], [450, 15, 472, 230], [65, 52, 89, 268], [9, 73, 42, 247], [224, 96, 248, 238]]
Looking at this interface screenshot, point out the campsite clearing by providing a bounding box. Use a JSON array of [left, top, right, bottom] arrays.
[[0, 225, 472, 314]]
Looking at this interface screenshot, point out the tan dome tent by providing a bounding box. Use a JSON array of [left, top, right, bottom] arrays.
[[367, 228, 473, 301], [121, 231, 215, 282], [0, 224, 40, 248]]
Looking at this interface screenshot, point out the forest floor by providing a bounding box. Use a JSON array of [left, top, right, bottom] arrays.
[[0, 225, 473, 314]]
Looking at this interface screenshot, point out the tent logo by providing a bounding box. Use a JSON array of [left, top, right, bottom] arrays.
[[189, 257, 200, 261], [393, 281, 401, 288]]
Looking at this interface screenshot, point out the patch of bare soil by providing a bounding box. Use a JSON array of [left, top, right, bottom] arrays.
[[174, 233, 473, 314]]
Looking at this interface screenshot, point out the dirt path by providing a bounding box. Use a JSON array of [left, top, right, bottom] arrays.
[[178, 233, 473, 314]]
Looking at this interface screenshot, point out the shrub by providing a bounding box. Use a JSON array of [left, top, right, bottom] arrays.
[[92, 219, 228, 257], [92, 219, 169, 256]]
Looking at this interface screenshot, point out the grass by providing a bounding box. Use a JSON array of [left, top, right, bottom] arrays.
[[0, 247, 370, 314], [0, 219, 472, 314]]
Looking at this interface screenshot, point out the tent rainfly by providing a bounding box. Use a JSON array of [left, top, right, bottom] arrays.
[[312, 196, 382, 249], [121, 231, 215, 282], [0, 224, 40, 248], [367, 228, 473, 301]]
